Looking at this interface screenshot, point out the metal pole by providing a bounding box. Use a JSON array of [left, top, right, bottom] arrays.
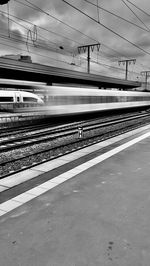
[[118, 59, 136, 80], [78, 43, 100, 74], [125, 61, 127, 80], [145, 72, 148, 91], [87, 46, 90, 73], [141, 71, 150, 91]]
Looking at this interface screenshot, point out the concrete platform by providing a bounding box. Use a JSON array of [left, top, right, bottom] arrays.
[[1, 125, 150, 265]]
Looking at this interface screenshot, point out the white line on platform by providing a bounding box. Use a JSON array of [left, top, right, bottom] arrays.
[[0, 128, 150, 216]]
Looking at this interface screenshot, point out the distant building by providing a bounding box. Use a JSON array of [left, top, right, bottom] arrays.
[[0, 54, 32, 63]]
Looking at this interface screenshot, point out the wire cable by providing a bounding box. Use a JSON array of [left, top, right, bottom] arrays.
[[62, 0, 150, 57], [0, 39, 82, 67], [13, 0, 139, 60], [126, 0, 150, 19], [121, 0, 150, 31], [14, 0, 98, 43], [0, 9, 83, 47], [0, 11, 83, 59], [2, 0, 149, 75], [84, 0, 150, 32]]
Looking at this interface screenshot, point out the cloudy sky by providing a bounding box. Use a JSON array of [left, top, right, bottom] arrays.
[[0, 0, 150, 81]]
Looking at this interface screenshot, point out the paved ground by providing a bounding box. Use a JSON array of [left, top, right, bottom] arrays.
[[1, 129, 150, 265]]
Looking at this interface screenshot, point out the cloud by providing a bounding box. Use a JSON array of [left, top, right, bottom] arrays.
[[0, 0, 150, 80]]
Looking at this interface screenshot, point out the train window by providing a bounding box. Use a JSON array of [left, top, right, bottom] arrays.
[[17, 97, 20, 102], [23, 97, 37, 102], [0, 97, 13, 102]]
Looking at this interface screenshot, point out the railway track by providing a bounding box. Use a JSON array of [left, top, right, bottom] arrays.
[[0, 111, 148, 152], [0, 111, 150, 179], [0, 111, 145, 145]]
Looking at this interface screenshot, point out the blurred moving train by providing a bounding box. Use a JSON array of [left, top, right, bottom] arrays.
[[0, 90, 43, 112], [1, 87, 150, 115]]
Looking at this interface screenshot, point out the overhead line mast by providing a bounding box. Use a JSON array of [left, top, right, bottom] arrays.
[[118, 59, 136, 80], [141, 71, 150, 91], [78, 43, 101, 73]]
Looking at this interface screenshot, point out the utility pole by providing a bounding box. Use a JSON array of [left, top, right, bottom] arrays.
[[141, 71, 150, 91], [118, 59, 136, 80], [78, 43, 100, 73]]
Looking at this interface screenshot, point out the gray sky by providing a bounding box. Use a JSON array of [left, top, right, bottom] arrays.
[[0, 0, 150, 81]]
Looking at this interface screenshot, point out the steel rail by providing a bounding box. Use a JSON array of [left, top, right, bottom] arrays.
[[0, 113, 150, 179], [0, 112, 149, 152]]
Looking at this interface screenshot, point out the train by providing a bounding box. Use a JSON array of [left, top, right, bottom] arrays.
[[0, 86, 150, 115], [0, 90, 43, 112]]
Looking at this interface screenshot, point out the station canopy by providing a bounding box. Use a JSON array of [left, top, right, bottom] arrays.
[[0, 57, 141, 90]]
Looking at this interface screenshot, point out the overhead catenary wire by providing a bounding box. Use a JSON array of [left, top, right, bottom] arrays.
[[0, 9, 127, 66], [120, 0, 150, 32], [0, 17, 81, 64], [5, 6, 143, 73], [81, 55, 141, 76], [125, 0, 150, 19], [0, 10, 77, 48], [0, 28, 61, 53], [62, 0, 150, 57], [12, 0, 141, 63], [0, 39, 82, 67], [0, 30, 78, 60], [2, 8, 122, 65], [0, 11, 60, 47], [15, 0, 99, 44], [91, 49, 149, 76], [0, 23, 140, 78], [84, 0, 150, 33], [61, 0, 150, 72], [0, 39, 121, 77], [1, 0, 150, 75], [0, 34, 142, 79], [14, 0, 139, 60], [0, 11, 84, 59], [0, 9, 83, 47]]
